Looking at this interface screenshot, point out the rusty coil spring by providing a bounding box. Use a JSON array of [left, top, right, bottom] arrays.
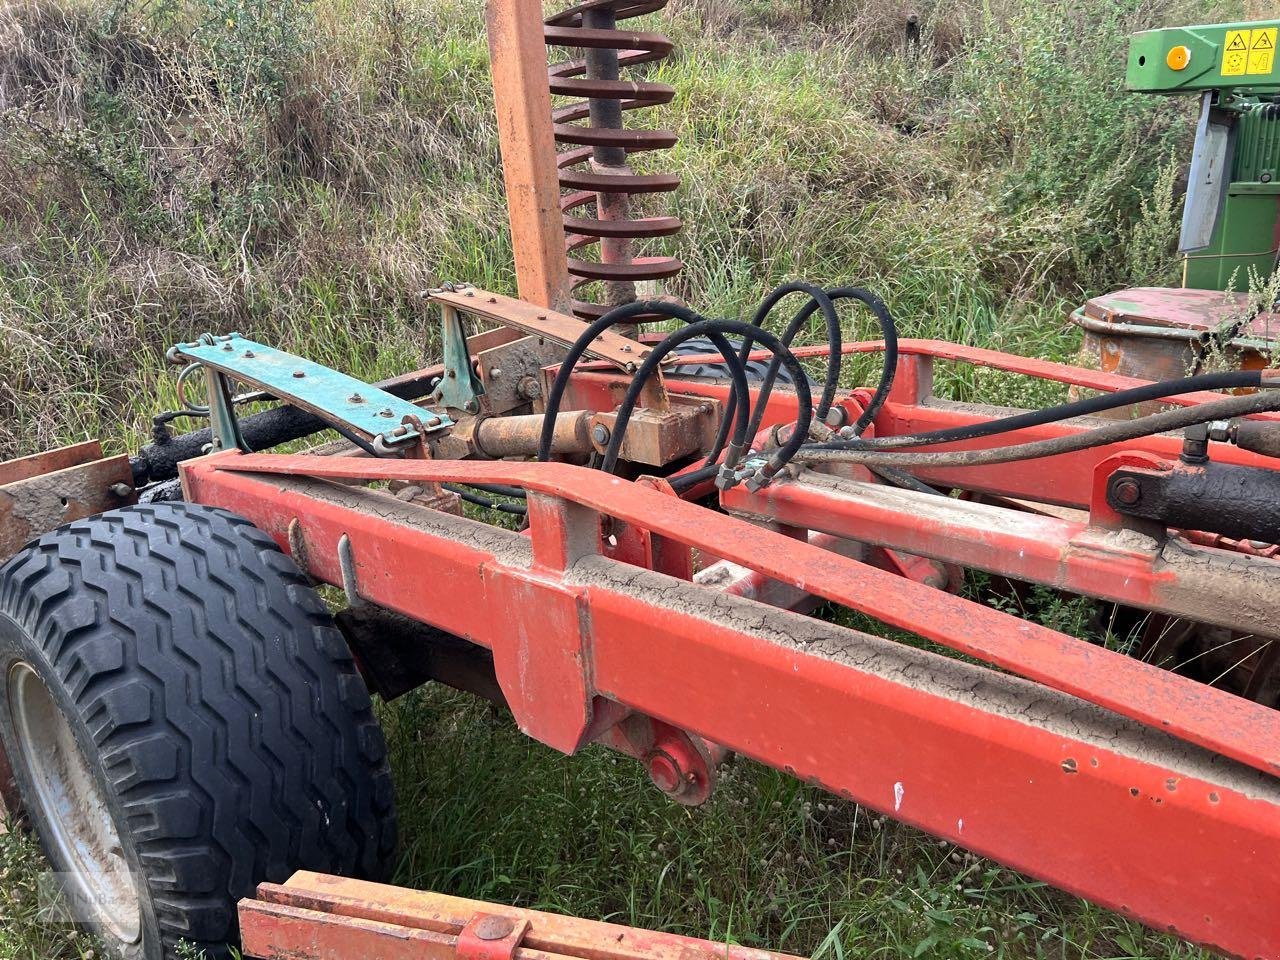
[[545, 0, 683, 320]]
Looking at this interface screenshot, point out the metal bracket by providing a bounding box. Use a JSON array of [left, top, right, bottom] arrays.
[[434, 303, 487, 414], [171, 333, 452, 449]]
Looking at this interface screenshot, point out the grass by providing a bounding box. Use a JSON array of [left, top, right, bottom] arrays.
[[0, 0, 1270, 956]]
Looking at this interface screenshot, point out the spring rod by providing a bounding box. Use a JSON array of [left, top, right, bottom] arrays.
[[545, 0, 684, 320]]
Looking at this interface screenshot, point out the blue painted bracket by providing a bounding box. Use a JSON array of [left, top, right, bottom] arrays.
[[170, 333, 452, 450]]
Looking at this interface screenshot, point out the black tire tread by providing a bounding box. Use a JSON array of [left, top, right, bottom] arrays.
[[0, 503, 396, 957]]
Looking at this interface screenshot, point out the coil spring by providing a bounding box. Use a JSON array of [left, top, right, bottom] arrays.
[[545, 0, 683, 320]]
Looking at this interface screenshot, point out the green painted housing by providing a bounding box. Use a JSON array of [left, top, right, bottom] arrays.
[[1187, 102, 1280, 289], [1127, 20, 1279, 94], [1127, 20, 1280, 289]]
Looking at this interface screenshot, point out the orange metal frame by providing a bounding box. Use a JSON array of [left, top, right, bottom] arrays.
[[187, 441, 1280, 958], [212, 2, 1280, 955], [184, 337, 1280, 957]]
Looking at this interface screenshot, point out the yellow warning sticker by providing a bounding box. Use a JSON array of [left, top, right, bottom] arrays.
[[1223, 29, 1250, 76], [1222, 28, 1277, 77], [1249, 28, 1276, 76]]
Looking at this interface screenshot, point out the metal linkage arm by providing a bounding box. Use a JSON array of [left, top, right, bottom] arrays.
[[171, 333, 453, 451]]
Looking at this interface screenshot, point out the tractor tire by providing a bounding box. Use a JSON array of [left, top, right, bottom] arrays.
[[0, 503, 396, 960], [669, 334, 810, 385]]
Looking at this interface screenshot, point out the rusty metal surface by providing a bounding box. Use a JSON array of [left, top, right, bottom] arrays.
[[1, 455, 134, 559], [486, 0, 571, 311], [474, 413, 591, 458], [1073, 287, 1276, 384], [589, 399, 714, 466], [544, 0, 683, 319], [475, 336, 566, 415], [241, 872, 803, 960], [0, 441, 105, 486], [428, 288, 652, 370], [1081, 286, 1280, 338]]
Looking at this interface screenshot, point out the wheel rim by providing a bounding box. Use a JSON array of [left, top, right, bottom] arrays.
[[7, 661, 142, 944]]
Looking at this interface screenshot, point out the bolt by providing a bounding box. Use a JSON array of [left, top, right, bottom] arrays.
[[489, 367, 503, 380], [517, 376, 542, 401], [243, 350, 255, 358], [427, 416, 443, 427], [379, 408, 394, 418], [293, 370, 306, 379], [591, 423, 611, 445], [1112, 478, 1141, 506], [622, 344, 633, 353], [349, 393, 364, 403], [473, 916, 516, 941], [392, 425, 409, 437], [447, 369, 457, 379], [465, 399, 480, 414], [488, 297, 497, 304], [221, 342, 233, 351], [109, 483, 134, 498]]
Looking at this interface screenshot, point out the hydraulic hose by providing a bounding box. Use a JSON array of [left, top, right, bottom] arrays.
[[605, 319, 813, 481], [796, 389, 1280, 469], [826, 369, 1268, 451], [538, 300, 753, 465]]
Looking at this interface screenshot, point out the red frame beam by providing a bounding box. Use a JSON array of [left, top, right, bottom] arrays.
[[183, 452, 1280, 958], [722, 467, 1280, 640]]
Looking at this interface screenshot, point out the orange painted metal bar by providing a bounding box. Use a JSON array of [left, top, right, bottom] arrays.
[[185, 455, 1280, 958], [194, 452, 1280, 779], [240, 872, 801, 960], [722, 468, 1280, 640], [486, 0, 571, 311]]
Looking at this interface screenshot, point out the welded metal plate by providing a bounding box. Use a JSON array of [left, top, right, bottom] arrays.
[[428, 287, 656, 370], [172, 334, 452, 442]]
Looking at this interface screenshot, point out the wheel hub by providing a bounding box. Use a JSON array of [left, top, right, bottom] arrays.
[[7, 661, 141, 945]]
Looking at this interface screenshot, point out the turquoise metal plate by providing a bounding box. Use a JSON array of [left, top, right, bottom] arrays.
[[171, 333, 451, 446]]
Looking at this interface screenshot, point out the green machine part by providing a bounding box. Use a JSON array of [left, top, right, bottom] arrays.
[[1127, 20, 1280, 290]]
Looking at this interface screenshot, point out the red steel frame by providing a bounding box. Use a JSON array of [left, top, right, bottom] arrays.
[[209, 1, 1280, 953], [181, 332, 1280, 959], [182, 439, 1280, 959]]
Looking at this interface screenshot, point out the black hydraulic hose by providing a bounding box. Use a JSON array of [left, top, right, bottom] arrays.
[[669, 462, 719, 493], [747, 282, 842, 418], [538, 300, 752, 465], [796, 389, 1280, 469], [825, 287, 898, 437], [465, 482, 528, 500], [605, 319, 813, 480], [709, 285, 900, 460], [445, 484, 528, 515], [824, 369, 1267, 451]]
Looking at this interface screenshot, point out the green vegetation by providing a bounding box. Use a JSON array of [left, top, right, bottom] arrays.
[[0, 0, 1254, 957]]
